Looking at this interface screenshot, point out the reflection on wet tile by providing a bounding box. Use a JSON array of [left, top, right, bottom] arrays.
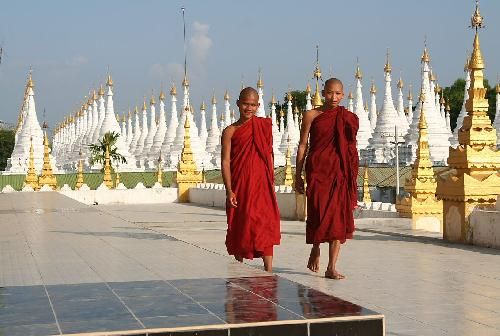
[[309, 319, 384, 336], [0, 277, 382, 335]]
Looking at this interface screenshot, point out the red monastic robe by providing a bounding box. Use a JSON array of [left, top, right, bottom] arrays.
[[225, 117, 281, 259], [305, 106, 359, 244]]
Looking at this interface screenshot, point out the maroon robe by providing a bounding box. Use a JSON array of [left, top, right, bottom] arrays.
[[225, 117, 281, 259], [305, 106, 359, 244]]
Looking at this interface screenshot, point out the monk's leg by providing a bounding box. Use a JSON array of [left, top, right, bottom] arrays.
[[307, 243, 321, 273], [325, 240, 345, 280], [263, 256, 273, 273]]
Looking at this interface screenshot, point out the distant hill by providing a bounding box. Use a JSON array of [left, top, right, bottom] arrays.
[[0, 120, 14, 130]]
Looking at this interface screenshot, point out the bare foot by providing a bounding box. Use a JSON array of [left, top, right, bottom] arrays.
[[235, 256, 243, 262], [325, 268, 345, 280], [307, 246, 320, 272]]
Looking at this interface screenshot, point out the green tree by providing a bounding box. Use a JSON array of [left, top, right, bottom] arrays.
[[443, 78, 496, 131], [88, 131, 126, 171], [0, 129, 15, 171]]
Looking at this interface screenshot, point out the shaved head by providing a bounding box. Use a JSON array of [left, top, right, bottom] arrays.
[[324, 78, 343, 90], [239, 87, 259, 100]]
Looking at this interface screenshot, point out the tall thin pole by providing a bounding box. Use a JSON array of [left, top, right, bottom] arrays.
[[395, 125, 400, 196], [181, 7, 187, 79]]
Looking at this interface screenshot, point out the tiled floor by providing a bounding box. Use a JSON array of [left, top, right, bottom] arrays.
[[0, 192, 382, 336], [100, 202, 500, 336]]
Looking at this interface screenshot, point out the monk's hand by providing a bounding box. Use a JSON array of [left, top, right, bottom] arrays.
[[295, 176, 305, 194], [227, 190, 238, 208]]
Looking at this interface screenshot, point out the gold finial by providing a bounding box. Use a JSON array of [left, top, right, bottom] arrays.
[[142, 99, 147, 111], [431, 71, 438, 82], [384, 49, 392, 73], [294, 105, 300, 114], [103, 144, 113, 189], [106, 74, 113, 86], [271, 93, 277, 105], [364, 102, 369, 112], [469, 30, 485, 70], [421, 47, 430, 63], [418, 96, 428, 131], [115, 170, 120, 188], [24, 138, 39, 190], [312, 45, 323, 108], [348, 91, 353, 99], [279, 108, 285, 117], [156, 152, 163, 185], [306, 82, 311, 94], [496, 82, 500, 94], [419, 88, 426, 103], [434, 83, 441, 93], [257, 67, 263, 88], [38, 132, 57, 190], [470, 0, 484, 30], [440, 95, 445, 105], [150, 94, 156, 105], [170, 83, 177, 96], [370, 80, 377, 94], [224, 90, 230, 101], [159, 90, 166, 101], [92, 90, 97, 101], [397, 77, 404, 89], [355, 64, 363, 80], [98, 85, 105, 96], [407, 85, 413, 101], [182, 74, 189, 87], [200, 101, 206, 110], [211, 91, 216, 104], [446, 101, 451, 111], [27, 71, 34, 88], [128, 109, 132, 119], [287, 90, 293, 102]]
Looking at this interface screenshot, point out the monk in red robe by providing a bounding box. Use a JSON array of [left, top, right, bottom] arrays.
[[221, 87, 280, 272], [295, 78, 359, 280]]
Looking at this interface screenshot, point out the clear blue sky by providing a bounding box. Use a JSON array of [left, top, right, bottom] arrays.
[[0, 0, 499, 128]]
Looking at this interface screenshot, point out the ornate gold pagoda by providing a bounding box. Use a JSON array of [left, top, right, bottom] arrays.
[[24, 138, 39, 190], [175, 113, 202, 202], [38, 132, 57, 190], [102, 144, 113, 189], [397, 93, 443, 232], [362, 167, 371, 203], [436, 1, 500, 242]]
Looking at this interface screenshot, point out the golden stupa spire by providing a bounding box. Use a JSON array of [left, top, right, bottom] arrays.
[[496, 82, 500, 94], [75, 156, 84, 190], [348, 91, 353, 100], [102, 143, 113, 189], [200, 101, 206, 111], [27, 70, 34, 89], [24, 138, 39, 190], [271, 91, 277, 105], [312, 45, 323, 108], [211, 91, 217, 105], [224, 90, 230, 101], [284, 136, 294, 187], [397, 77, 404, 89], [370, 80, 377, 94], [38, 132, 57, 190], [305, 82, 311, 94], [106, 74, 113, 87], [98, 85, 105, 96], [182, 73, 189, 87], [159, 89, 166, 101], [170, 83, 177, 96], [355, 60, 362, 80], [407, 84, 413, 101], [142, 98, 147, 111], [362, 167, 371, 203], [384, 48, 392, 73], [114, 170, 120, 188], [257, 67, 263, 89], [176, 108, 202, 202], [150, 93, 156, 105], [156, 152, 163, 185], [421, 38, 430, 63]]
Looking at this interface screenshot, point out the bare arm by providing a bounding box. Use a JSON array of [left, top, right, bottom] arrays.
[[295, 110, 319, 193], [221, 126, 237, 207]]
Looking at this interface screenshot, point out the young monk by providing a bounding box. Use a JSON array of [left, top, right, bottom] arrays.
[[295, 78, 359, 280], [221, 87, 280, 272]]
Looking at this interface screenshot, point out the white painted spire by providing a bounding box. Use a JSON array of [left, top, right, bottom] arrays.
[[369, 80, 377, 130], [133, 100, 148, 160], [353, 64, 372, 153], [205, 93, 220, 154], [256, 69, 266, 117], [270, 92, 285, 167], [161, 84, 179, 155], [143, 95, 157, 155], [199, 101, 208, 150], [396, 77, 409, 136], [128, 107, 141, 155], [148, 90, 168, 165]]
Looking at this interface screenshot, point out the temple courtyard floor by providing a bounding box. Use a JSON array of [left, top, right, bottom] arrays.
[[1, 192, 499, 336]]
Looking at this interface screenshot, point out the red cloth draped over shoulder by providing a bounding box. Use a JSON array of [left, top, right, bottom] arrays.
[[305, 106, 359, 244], [225, 117, 281, 259]]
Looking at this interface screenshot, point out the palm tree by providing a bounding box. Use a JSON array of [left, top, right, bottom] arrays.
[[88, 131, 127, 170]]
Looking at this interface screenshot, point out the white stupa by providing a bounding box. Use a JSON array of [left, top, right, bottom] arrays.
[[353, 65, 373, 155], [205, 94, 220, 155]]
